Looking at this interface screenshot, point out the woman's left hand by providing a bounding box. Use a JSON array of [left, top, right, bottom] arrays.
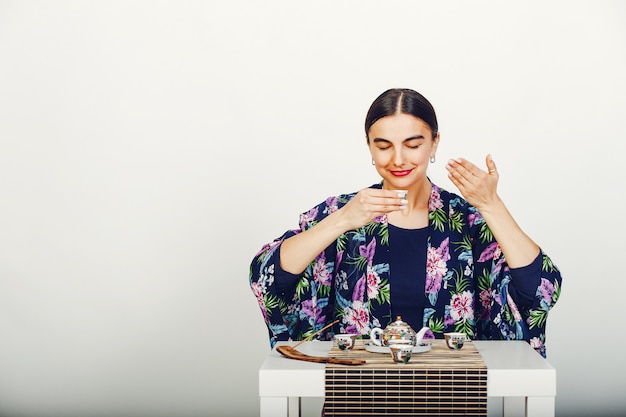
[[446, 154, 499, 210]]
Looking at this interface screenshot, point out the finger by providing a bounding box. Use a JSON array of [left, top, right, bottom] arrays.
[[457, 157, 486, 177], [486, 154, 498, 175], [449, 171, 471, 192], [374, 189, 409, 199], [382, 196, 408, 211], [359, 191, 406, 212], [368, 189, 408, 206], [446, 163, 469, 187], [447, 159, 475, 182], [448, 170, 469, 196]]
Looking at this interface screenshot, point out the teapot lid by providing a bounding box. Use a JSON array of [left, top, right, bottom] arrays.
[[389, 316, 412, 329]]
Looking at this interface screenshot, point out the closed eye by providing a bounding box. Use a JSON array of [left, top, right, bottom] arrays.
[[373, 138, 391, 150], [372, 136, 425, 150]]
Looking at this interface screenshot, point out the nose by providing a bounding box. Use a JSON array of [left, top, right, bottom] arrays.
[[393, 149, 406, 167]]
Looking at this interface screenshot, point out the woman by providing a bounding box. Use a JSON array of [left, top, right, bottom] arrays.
[[250, 88, 561, 357]]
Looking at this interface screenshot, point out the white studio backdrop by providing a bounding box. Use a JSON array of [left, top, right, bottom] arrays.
[[0, 1, 625, 416]]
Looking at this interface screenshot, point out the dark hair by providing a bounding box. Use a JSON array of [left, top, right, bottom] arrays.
[[365, 88, 438, 141]]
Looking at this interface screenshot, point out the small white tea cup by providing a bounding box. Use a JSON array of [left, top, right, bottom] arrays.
[[334, 334, 358, 351], [444, 332, 466, 350], [389, 344, 413, 363]]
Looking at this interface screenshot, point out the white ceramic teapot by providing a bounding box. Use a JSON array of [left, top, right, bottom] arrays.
[[369, 316, 430, 347]]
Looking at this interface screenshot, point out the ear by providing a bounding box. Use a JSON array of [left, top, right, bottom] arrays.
[[431, 132, 441, 155]]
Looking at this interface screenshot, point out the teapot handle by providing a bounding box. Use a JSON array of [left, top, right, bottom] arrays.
[[370, 328, 383, 346]]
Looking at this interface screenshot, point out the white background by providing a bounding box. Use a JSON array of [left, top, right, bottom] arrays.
[[1, 1, 625, 416]]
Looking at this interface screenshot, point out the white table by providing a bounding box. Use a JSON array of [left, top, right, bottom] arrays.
[[259, 340, 556, 417]]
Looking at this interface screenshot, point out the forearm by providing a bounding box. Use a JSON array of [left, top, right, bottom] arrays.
[[478, 197, 540, 268], [280, 209, 351, 274]]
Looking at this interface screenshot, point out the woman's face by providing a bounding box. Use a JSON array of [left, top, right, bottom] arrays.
[[367, 113, 439, 190]]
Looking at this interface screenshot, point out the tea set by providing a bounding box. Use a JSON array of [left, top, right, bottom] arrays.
[[334, 316, 467, 363]]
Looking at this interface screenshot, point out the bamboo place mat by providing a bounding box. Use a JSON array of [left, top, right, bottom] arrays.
[[324, 340, 487, 416]]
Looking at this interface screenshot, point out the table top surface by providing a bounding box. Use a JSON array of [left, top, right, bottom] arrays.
[[259, 340, 556, 398], [262, 340, 553, 370]]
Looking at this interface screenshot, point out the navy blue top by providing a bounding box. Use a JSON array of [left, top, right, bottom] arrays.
[[388, 223, 428, 331]]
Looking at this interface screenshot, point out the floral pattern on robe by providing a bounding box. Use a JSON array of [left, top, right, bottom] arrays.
[[250, 183, 562, 357]]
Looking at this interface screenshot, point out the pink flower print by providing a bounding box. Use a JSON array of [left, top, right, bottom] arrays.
[[343, 300, 370, 335], [336, 250, 344, 266], [251, 281, 263, 299], [301, 298, 316, 318], [353, 275, 366, 302], [479, 289, 493, 319], [313, 253, 332, 287], [506, 293, 523, 322], [359, 239, 376, 264], [373, 214, 386, 224], [425, 238, 450, 294], [251, 282, 269, 321], [299, 206, 319, 225], [425, 252, 443, 294], [467, 212, 479, 227], [493, 257, 505, 275], [478, 242, 501, 263], [479, 289, 492, 310], [366, 266, 381, 299], [449, 291, 474, 322], [428, 187, 443, 211], [324, 196, 340, 214], [539, 278, 555, 302], [529, 337, 544, 351], [302, 298, 326, 326], [254, 239, 280, 257]]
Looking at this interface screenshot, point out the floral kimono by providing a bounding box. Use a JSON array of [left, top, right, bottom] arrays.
[[250, 183, 562, 357]]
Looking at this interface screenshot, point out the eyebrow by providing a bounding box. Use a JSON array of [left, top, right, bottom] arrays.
[[372, 135, 426, 144]]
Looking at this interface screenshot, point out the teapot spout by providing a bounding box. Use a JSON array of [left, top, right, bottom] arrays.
[[414, 327, 431, 344]]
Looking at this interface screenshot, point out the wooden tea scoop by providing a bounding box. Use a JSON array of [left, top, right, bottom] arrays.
[[275, 320, 365, 366], [276, 345, 365, 365]]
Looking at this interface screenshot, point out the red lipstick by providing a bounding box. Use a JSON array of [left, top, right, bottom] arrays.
[[390, 169, 413, 177]]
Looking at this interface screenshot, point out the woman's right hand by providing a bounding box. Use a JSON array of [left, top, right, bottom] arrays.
[[338, 188, 406, 230], [280, 188, 406, 274]]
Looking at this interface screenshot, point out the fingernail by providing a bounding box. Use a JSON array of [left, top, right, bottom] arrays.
[[400, 199, 408, 204], [400, 205, 407, 211]]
